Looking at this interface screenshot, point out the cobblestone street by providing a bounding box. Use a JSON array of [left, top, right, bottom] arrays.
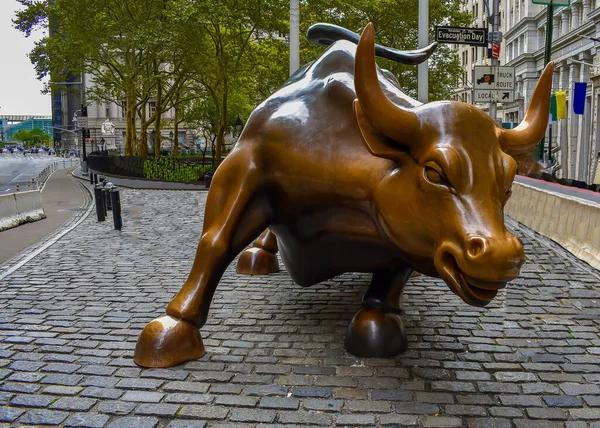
[[1, 188, 600, 427]]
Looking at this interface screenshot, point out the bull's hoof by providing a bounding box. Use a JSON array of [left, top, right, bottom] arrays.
[[134, 315, 205, 368], [236, 248, 279, 275], [344, 308, 407, 358]]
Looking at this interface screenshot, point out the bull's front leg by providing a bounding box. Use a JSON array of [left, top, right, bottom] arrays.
[[344, 268, 412, 357], [134, 150, 270, 368]]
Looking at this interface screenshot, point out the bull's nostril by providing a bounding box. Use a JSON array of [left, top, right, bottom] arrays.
[[466, 237, 486, 259]]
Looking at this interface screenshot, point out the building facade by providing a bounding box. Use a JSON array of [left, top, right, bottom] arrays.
[[454, 0, 600, 182], [0, 115, 53, 142]]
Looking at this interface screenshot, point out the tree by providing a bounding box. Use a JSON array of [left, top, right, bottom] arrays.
[[14, 0, 179, 156], [170, 0, 289, 166], [12, 128, 50, 147], [300, 0, 471, 101]]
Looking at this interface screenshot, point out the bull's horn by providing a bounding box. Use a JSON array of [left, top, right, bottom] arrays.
[[354, 23, 419, 145], [499, 62, 554, 157]]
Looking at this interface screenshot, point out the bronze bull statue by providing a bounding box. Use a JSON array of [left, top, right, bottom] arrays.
[[134, 23, 553, 368]]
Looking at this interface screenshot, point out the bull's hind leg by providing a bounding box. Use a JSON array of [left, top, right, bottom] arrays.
[[344, 268, 412, 357], [236, 229, 280, 275], [134, 149, 270, 368]]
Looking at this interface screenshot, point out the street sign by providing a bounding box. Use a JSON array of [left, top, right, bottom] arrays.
[[473, 90, 515, 103], [474, 66, 515, 90], [473, 66, 516, 104], [491, 31, 503, 42], [532, 0, 570, 5], [76, 117, 88, 128], [492, 41, 501, 58], [435, 26, 488, 47]]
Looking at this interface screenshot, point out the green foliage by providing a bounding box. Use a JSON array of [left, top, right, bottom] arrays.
[[11, 128, 51, 147], [143, 157, 212, 183], [300, 0, 471, 101]]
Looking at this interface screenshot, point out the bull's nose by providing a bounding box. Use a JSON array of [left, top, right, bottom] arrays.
[[466, 236, 487, 260], [464, 234, 525, 275]]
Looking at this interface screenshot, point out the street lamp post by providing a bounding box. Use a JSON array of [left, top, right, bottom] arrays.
[[169, 130, 174, 154]]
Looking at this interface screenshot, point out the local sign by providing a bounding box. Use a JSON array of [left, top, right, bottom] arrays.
[[473, 66, 516, 103], [435, 26, 488, 47]]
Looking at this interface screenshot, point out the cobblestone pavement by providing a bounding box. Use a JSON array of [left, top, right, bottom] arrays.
[[0, 189, 599, 427]]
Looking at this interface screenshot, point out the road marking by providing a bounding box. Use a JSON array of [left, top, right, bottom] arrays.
[[10, 173, 27, 182]]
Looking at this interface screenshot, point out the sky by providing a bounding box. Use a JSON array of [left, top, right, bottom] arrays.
[[0, 0, 51, 116]]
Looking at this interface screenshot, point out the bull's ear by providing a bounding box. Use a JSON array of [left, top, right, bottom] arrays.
[[354, 100, 402, 160]]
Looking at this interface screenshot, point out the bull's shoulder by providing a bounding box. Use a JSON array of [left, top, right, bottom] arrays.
[[244, 40, 419, 138]]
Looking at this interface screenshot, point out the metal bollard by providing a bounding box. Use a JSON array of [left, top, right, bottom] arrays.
[[94, 185, 106, 221], [110, 188, 122, 230], [101, 186, 109, 215], [93, 173, 98, 185], [104, 183, 113, 210], [89, 171, 94, 184]]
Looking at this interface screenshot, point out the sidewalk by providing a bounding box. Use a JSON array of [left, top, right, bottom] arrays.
[[0, 187, 599, 427], [0, 167, 91, 265]]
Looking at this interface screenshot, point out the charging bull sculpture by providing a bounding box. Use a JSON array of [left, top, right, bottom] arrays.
[[135, 23, 553, 367]]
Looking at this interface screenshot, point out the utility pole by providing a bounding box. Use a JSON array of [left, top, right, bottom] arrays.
[[290, 0, 300, 76], [418, 0, 429, 103], [489, 0, 500, 122], [541, 4, 554, 161]]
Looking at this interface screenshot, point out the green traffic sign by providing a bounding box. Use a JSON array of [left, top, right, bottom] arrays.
[[532, 0, 571, 5]]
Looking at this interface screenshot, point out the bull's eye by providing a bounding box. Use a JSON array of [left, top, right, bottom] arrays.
[[423, 162, 449, 187]]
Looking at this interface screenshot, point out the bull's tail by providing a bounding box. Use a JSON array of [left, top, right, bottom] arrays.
[[306, 23, 437, 65]]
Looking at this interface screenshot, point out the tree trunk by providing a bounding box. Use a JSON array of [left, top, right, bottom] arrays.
[[139, 103, 149, 157], [153, 61, 163, 158], [173, 106, 179, 156], [125, 89, 137, 156]]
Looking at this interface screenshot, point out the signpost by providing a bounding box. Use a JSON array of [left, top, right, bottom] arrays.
[[473, 66, 516, 103], [435, 26, 488, 47]]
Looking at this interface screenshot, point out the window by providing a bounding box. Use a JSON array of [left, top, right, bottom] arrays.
[[149, 102, 157, 119]]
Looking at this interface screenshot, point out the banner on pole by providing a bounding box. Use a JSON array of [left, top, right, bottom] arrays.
[[573, 82, 587, 115], [556, 91, 567, 119]]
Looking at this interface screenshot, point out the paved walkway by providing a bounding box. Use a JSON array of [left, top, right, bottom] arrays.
[[0, 167, 91, 265], [0, 188, 599, 427]]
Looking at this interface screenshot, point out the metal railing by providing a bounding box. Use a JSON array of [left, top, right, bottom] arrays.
[[86, 154, 213, 183], [12, 157, 79, 193]]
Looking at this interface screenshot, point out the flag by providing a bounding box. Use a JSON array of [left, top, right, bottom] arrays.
[[556, 91, 567, 119], [573, 82, 587, 115], [550, 94, 557, 121]]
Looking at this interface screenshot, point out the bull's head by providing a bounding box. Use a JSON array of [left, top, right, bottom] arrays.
[[354, 24, 553, 307]]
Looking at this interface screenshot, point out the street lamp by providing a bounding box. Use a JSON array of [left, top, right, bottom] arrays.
[[169, 130, 174, 154], [235, 115, 243, 134]]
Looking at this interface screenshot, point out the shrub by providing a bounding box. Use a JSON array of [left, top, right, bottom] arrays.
[[143, 157, 211, 182]]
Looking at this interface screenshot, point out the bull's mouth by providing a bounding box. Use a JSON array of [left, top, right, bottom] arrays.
[[434, 250, 507, 307]]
